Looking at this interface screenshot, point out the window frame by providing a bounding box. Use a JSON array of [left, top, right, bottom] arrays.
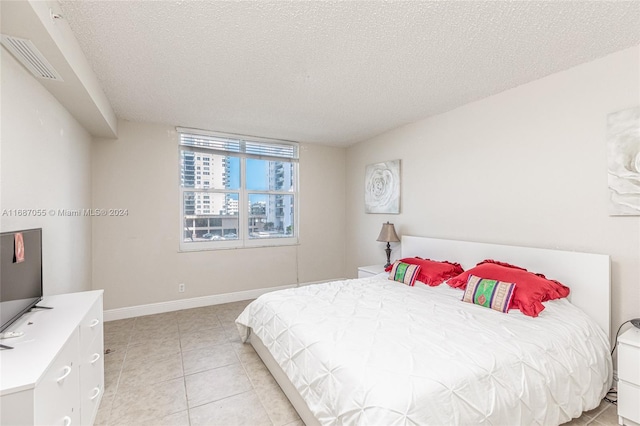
[[178, 128, 299, 252]]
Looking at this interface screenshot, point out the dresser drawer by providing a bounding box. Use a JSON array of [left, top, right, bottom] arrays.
[[34, 329, 80, 426], [80, 365, 103, 426], [619, 343, 640, 385], [618, 380, 640, 424], [79, 297, 103, 350], [80, 335, 104, 426]]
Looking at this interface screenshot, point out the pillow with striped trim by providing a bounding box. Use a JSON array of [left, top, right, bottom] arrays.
[[461, 274, 515, 313], [448, 260, 569, 317], [388, 261, 421, 286], [384, 257, 463, 286]]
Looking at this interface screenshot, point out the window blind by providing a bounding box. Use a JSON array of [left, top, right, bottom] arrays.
[[177, 127, 298, 161]]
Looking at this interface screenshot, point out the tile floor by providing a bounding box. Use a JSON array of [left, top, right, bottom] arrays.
[[99, 299, 301, 426], [99, 299, 619, 426], [566, 399, 619, 426]]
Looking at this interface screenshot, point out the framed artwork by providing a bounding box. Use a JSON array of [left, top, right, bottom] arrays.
[[365, 159, 400, 214], [607, 106, 640, 215]]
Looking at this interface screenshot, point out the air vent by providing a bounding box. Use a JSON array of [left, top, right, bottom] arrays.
[[1, 35, 63, 81]]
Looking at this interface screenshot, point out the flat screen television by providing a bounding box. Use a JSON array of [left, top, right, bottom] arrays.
[[0, 228, 43, 332]]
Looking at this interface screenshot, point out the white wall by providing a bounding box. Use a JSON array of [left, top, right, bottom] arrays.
[[91, 120, 346, 310], [346, 46, 640, 338], [0, 49, 93, 295]]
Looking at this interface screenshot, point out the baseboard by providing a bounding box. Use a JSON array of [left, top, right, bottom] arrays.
[[103, 284, 297, 322]]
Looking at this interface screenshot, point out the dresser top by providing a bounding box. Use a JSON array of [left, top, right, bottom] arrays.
[[618, 326, 640, 348], [0, 290, 103, 395]]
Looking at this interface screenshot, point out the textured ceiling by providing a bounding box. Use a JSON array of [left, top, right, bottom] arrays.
[[59, 1, 640, 146]]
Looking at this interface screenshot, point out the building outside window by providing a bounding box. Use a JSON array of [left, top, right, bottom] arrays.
[[178, 128, 298, 250]]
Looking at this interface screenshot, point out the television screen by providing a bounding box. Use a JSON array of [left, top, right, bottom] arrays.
[[0, 228, 43, 332]]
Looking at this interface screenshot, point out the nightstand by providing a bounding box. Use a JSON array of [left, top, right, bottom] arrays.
[[358, 265, 386, 278], [618, 327, 640, 426]]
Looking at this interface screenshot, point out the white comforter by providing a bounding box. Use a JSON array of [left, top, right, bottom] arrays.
[[236, 275, 612, 426]]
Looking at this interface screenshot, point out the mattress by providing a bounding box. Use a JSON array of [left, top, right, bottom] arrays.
[[236, 275, 612, 425]]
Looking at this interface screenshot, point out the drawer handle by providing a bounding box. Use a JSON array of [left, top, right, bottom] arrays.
[[90, 387, 101, 400], [57, 366, 72, 383], [63, 416, 72, 426], [89, 318, 100, 328], [90, 353, 101, 364]]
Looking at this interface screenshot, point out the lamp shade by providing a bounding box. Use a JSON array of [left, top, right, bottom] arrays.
[[376, 222, 400, 243]]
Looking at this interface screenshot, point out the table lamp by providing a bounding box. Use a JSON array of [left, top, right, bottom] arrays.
[[376, 221, 400, 268]]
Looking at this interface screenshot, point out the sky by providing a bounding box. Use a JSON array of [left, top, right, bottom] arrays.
[[227, 157, 268, 190]]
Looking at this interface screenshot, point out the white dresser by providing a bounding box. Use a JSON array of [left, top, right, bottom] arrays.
[[0, 290, 104, 426], [618, 327, 640, 426]]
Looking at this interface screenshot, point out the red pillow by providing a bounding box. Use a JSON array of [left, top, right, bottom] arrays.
[[447, 260, 570, 317], [384, 257, 463, 286]]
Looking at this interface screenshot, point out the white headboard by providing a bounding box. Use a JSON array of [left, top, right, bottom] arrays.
[[401, 236, 611, 338]]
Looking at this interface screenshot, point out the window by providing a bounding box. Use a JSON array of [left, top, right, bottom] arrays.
[[179, 127, 298, 250]]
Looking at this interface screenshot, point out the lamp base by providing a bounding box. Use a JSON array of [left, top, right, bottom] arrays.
[[384, 243, 392, 269]]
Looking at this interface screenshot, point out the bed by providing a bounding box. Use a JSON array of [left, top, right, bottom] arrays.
[[236, 236, 613, 425]]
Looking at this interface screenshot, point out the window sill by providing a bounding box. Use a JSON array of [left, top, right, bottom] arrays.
[[178, 238, 299, 252]]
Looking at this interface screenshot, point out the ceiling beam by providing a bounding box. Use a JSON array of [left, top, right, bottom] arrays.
[[1, 0, 117, 138]]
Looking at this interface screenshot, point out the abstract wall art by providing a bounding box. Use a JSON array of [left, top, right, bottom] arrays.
[[365, 159, 400, 214], [607, 106, 640, 215]]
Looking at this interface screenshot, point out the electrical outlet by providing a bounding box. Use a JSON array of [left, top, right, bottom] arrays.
[[178, 283, 185, 293]]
